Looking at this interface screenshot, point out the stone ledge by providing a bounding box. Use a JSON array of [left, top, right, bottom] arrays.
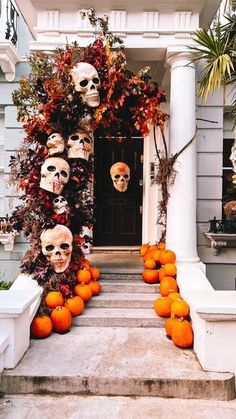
[[0, 289, 42, 315]]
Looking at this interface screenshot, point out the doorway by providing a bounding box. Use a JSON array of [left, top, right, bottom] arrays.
[[93, 137, 143, 246]]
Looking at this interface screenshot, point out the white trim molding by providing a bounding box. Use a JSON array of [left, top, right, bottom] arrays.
[[0, 41, 24, 81]]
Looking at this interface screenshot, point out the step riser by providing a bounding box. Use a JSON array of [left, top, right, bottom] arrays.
[[1, 375, 234, 400], [73, 318, 164, 327], [101, 274, 142, 281], [101, 284, 159, 294], [87, 300, 154, 309]]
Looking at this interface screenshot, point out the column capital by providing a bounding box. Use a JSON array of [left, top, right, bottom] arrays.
[[166, 46, 195, 70]]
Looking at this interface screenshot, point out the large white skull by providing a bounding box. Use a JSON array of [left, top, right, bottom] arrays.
[[47, 133, 65, 156], [53, 195, 68, 214], [40, 224, 73, 273], [40, 157, 70, 195], [70, 62, 101, 107], [110, 162, 130, 192], [67, 130, 92, 160]]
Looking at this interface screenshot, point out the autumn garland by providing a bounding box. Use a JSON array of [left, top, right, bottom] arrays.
[[10, 36, 167, 316]]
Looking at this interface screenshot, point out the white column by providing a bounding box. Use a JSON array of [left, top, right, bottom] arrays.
[[166, 48, 199, 263]]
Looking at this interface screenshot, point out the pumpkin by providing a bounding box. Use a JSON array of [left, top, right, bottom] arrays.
[[76, 269, 91, 284], [149, 244, 159, 251], [31, 315, 53, 339], [90, 266, 100, 281], [89, 281, 102, 296], [144, 258, 156, 269], [159, 267, 166, 282], [65, 296, 84, 317], [151, 250, 161, 262], [159, 249, 176, 265], [142, 269, 159, 284], [159, 276, 178, 297], [171, 298, 190, 318], [45, 291, 64, 309], [163, 263, 177, 277], [143, 250, 154, 262], [153, 297, 172, 317], [51, 306, 72, 333], [165, 316, 179, 338], [172, 318, 193, 348], [168, 292, 182, 304], [74, 283, 92, 302], [79, 258, 91, 270], [158, 241, 166, 250], [140, 243, 150, 256]]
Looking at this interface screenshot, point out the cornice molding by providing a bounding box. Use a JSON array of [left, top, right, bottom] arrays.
[[0, 41, 24, 81]]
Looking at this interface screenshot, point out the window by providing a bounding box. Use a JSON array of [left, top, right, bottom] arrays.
[[222, 114, 235, 216]]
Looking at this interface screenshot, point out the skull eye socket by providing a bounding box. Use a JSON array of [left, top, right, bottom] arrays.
[[124, 174, 129, 179], [61, 170, 68, 178], [83, 137, 91, 144], [80, 79, 88, 88], [61, 197, 66, 202], [60, 243, 70, 250], [54, 198, 59, 203], [70, 135, 79, 141], [114, 174, 120, 179], [45, 245, 54, 252], [93, 77, 100, 84], [47, 165, 56, 172]]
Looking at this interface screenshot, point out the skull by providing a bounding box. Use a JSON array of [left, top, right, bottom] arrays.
[[110, 162, 130, 192], [53, 195, 68, 214], [40, 157, 70, 195], [47, 133, 65, 156], [70, 62, 101, 107], [67, 130, 92, 160], [40, 224, 73, 273]]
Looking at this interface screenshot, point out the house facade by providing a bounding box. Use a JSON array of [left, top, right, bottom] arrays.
[[0, 0, 235, 290]]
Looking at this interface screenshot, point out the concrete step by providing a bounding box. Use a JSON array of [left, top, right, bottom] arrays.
[[1, 395, 236, 419], [1, 327, 234, 400], [87, 293, 156, 308], [100, 273, 143, 281], [73, 308, 164, 327], [101, 280, 159, 294]]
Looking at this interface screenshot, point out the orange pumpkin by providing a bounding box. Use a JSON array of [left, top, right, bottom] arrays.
[[45, 291, 64, 309], [76, 269, 91, 284], [89, 281, 102, 296], [90, 266, 100, 281], [159, 249, 176, 265], [159, 267, 166, 282], [142, 269, 159, 284], [31, 315, 53, 339], [151, 250, 161, 262], [158, 241, 166, 250], [163, 263, 177, 277], [149, 244, 159, 251], [159, 276, 178, 297], [144, 258, 156, 269], [51, 306, 72, 333], [65, 296, 84, 317], [143, 250, 154, 262], [168, 292, 182, 304], [153, 297, 172, 317], [79, 258, 91, 270], [74, 283, 92, 302], [165, 316, 179, 338], [172, 318, 193, 348], [140, 243, 150, 256], [171, 298, 190, 318]]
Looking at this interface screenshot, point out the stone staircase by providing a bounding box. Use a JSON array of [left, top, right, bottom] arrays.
[[0, 254, 235, 407]]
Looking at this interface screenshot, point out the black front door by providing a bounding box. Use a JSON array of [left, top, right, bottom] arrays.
[[93, 137, 143, 246]]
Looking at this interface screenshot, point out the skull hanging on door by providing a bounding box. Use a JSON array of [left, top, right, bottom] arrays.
[[40, 157, 70, 195], [40, 224, 73, 273], [70, 62, 101, 107], [110, 162, 130, 192], [67, 130, 92, 160], [53, 195, 68, 214], [47, 133, 65, 156]]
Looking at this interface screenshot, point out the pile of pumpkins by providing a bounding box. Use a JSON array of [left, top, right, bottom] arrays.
[[140, 242, 193, 349], [31, 259, 101, 339]]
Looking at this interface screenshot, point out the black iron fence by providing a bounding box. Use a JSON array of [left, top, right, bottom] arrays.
[[0, 0, 18, 45], [209, 217, 236, 234]]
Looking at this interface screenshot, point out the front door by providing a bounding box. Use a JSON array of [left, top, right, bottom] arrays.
[[93, 137, 143, 246]]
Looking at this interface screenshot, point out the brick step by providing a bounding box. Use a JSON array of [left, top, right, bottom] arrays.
[[73, 308, 164, 327], [87, 292, 156, 308], [2, 327, 234, 400], [100, 280, 159, 294]]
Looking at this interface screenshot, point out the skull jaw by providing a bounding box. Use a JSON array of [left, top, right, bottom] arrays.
[[54, 205, 68, 215], [51, 256, 72, 273], [40, 178, 65, 195], [84, 93, 100, 108], [47, 144, 65, 156], [68, 148, 91, 161], [113, 181, 128, 192]]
